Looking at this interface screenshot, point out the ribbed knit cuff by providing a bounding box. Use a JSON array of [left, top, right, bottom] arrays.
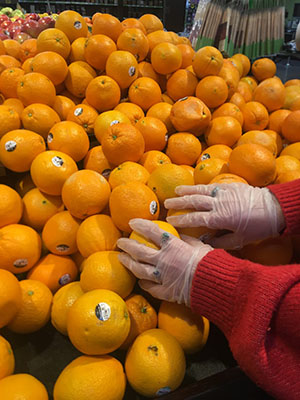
[[268, 179, 300, 235], [190, 249, 242, 337]]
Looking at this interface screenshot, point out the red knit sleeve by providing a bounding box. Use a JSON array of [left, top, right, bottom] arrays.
[[268, 178, 300, 235], [190, 249, 300, 400]]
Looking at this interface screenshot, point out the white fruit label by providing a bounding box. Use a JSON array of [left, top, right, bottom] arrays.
[[165, 134, 168, 142], [102, 169, 111, 179], [13, 258, 28, 268], [110, 120, 120, 126], [74, 107, 83, 116], [52, 156, 64, 167], [74, 21, 82, 29], [128, 66, 136, 77], [56, 244, 70, 252], [150, 200, 158, 215], [95, 302, 111, 321], [5, 140, 16, 152], [47, 133, 53, 143], [59, 274, 71, 286], [201, 153, 210, 161], [178, 96, 188, 102], [156, 387, 171, 396]]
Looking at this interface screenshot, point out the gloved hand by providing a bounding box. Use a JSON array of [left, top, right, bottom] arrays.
[[165, 183, 285, 250], [117, 218, 213, 306]]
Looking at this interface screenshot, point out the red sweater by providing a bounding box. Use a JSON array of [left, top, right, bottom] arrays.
[[190, 179, 300, 400]]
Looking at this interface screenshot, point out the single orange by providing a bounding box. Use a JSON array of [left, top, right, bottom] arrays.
[[198, 144, 232, 163], [68, 37, 87, 62], [21, 103, 61, 139], [209, 173, 248, 184], [212, 102, 244, 126], [115, 102, 144, 124], [251, 58, 276, 81], [151, 42, 182, 75], [55, 10, 88, 43], [146, 102, 175, 134], [139, 150, 171, 173], [275, 170, 300, 184], [232, 53, 251, 76], [3, 98, 24, 117], [121, 17, 147, 34], [275, 155, 300, 176], [66, 103, 98, 134], [166, 69, 198, 102], [236, 130, 277, 156], [281, 110, 300, 142], [0, 105, 21, 138], [137, 60, 159, 82], [280, 142, 300, 160], [106, 50, 138, 89], [0, 184, 23, 228], [53, 95, 75, 121], [94, 109, 131, 143], [64, 61, 96, 99], [17, 72, 56, 107], [85, 75, 121, 112], [242, 101, 269, 131], [83, 145, 112, 177], [128, 76, 162, 111], [196, 75, 228, 108], [0, 269, 22, 328], [0, 67, 24, 98], [139, 13, 164, 34], [205, 116, 242, 147], [31, 51, 68, 85], [92, 13, 122, 42], [19, 39, 37, 63], [0, 373, 48, 400], [84, 34, 116, 71], [108, 161, 150, 189], [117, 28, 149, 62], [177, 43, 195, 68], [253, 77, 285, 112], [194, 157, 229, 184], [0, 54, 21, 69], [166, 132, 202, 165], [192, 46, 223, 78], [268, 109, 291, 134], [37, 28, 71, 59], [135, 116, 168, 152]]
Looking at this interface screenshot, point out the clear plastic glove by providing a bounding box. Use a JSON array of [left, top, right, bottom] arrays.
[[117, 218, 213, 306], [165, 183, 285, 250]]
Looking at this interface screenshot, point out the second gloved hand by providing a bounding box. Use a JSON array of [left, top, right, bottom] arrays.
[[117, 218, 213, 306]]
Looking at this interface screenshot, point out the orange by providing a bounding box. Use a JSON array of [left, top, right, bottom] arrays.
[[236, 80, 252, 102], [84, 34, 116, 71], [66, 103, 98, 134], [62, 170, 110, 219], [69, 37, 87, 62], [42, 210, 81, 255], [147, 163, 194, 203], [280, 142, 300, 160], [275, 170, 300, 184], [92, 13, 122, 42], [80, 250, 136, 298], [242, 101, 269, 131], [115, 102, 144, 124], [139, 150, 171, 173], [30, 150, 78, 196], [137, 60, 159, 82], [30, 51, 68, 85], [0, 105, 20, 139], [192, 46, 223, 79], [139, 13, 164, 34], [55, 10, 88, 43], [125, 328, 186, 398], [282, 110, 300, 143], [198, 144, 232, 163], [3, 40, 20, 59], [251, 57, 276, 81], [0, 67, 24, 98], [0, 129, 45, 172], [194, 158, 229, 184], [135, 116, 167, 152], [283, 85, 300, 111], [146, 102, 175, 133], [0, 39, 4, 55], [196, 75, 228, 109], [170, 96, 211, 135], [53, 355, 126, 400], [177, 43, 195, 69], [108, 161, 149, 189], [0, 184, 23, 228], [76, 214, 121, 258], [15, 173, 35, 197], [166, 209, 216, 238], [0, 374, 48, 400], [229, 92, 246, 109], [128, 76, 162, 111], [19, 39, 37, 63], [47, 121, 89, 162], [205, 116, 242, 147], [218, 59, 240, 98], [121, 294, 157, 349], [268, 109, 291, 134], [285, 79, 300, 87], [21, 103, 61, 139], [0, 54, 21, 69], [93, 110, 131, 143], [37, 28, 71, 59], [3, 98, 24, 117], [228, 57, 243, 78], [67, 289, 130, 355], [121, 18, 146, 34], [117, 28, 149, 62], [166, 69, 198, 102], [53, 95, 75, 121], [17, 72, 56, 107], [212, 102, 244, 126], [232, 53, 251, 76], [240, 236, 293, 266], [158, 301, 209, 354], [253, 77, 285, 112], [210, 173, 248, 184], [240, 76, 258, 91], [0, 269, 22, 328], [151, 42, 182, 75], [236, 130, 277, 156], [21, 57, 33, 73], [85, 75, 121, 112], [7, 279, 52, 334], [166, 132, 202, 165], [109, 181, 159, 232], [83, 145, 112, 177], [27, 253, 78, 293], [147, 30, 173, 53], [106, 50, 138, 89], [22, 188, 63, 232], [51, 281, 84, 335], [229, 143, 276, 187], [0, 336, 15, 380], [275, 155, 300, 176], [101, 122, 145, 166], [65, 61, 96, 99]]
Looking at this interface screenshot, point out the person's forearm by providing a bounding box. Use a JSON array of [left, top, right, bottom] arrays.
[[190, 249, 300, 400], [268, 179, 300, 235]]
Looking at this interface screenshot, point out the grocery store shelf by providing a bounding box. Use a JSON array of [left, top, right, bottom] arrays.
[[123, 5, 163, 8], [18, 1, 118, 5]]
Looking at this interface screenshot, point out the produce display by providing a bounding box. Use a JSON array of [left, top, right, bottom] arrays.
[[0, 8, 299, 400]]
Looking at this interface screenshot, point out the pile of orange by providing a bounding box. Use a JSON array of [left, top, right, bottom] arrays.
[[0, 8, 299, 400]]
